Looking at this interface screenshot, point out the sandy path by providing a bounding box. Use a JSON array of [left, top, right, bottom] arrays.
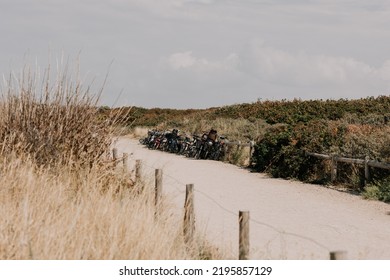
[[115, 137, 390, 260]]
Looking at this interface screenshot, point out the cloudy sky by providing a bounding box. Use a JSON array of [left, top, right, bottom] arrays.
[[1, 0, 390, 108]]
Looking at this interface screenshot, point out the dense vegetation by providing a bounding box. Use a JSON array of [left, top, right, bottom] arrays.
[[118, 96, 390, 201], [114, 96, 390, 128]]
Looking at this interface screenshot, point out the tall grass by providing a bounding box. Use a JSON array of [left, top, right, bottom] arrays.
[[0, 157, 219, 259], [0, 63, 222, 259], [0, 64, 126, 166]]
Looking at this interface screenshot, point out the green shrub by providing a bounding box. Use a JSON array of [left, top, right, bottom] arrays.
[[252, 120, 345, 180], [363, 179, 390, 202], [252, 115, 390, 196]]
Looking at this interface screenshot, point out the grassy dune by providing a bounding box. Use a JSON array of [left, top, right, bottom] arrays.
[[0, 64, 222, 260]]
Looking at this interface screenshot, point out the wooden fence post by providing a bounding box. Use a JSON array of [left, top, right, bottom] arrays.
[[331, 155, 337, 183], [223, 140, 229, 161], [364, 156, 371, 186], [112, 148, 118, 167], [249, 141, 255, 166], [122, 153, 128, 169], [155, 169, 163, 209], [239, 210, 250, 260], [183, 184, 195, 244], [330, 251, 347, 260], [135, 159, 142, 182]]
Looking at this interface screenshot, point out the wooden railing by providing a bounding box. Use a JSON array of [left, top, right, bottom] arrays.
[[224, 140, 256, 163], [305, 151, 390, 185]]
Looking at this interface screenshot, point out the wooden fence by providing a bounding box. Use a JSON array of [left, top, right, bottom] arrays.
[[223, 140, 256, 165], [112, 148, 347, 260], [305, 151, 390, 186], [224, 140, 255, 154]]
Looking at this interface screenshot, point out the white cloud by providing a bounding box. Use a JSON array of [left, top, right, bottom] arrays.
[[239, 42, 390, 90], [166, 51, 198, 70], [164, 44, 390, 93], [165, 51, 239, 72]]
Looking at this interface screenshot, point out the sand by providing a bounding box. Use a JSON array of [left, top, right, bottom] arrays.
[[115, 136, 390, 260]]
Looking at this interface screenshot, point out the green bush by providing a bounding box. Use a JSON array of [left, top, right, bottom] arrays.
[[252, 116, 390, 195], [363, 179, 390, 202], [252, 120, 344, 180]]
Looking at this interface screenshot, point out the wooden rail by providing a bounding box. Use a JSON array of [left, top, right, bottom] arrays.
[[306, 151, 390, 170], [224, 140, 256, 163], [224, 140, 255, 148], [305, 151, 390, 185]]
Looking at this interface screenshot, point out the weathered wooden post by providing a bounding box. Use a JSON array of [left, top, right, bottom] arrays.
[[183, 184, 195, 244], [122, 153, 128, 169], [249, 141, 255, 166], [331, 155, 337, 183], [223, 140, 229, 161], [239, 210, 250, 260], [364, 156, 371, 186], [135, 159, 143, 182], [112, 148, 118, 167], [330, 251, 347, 260], [155, 169, 163, 208]]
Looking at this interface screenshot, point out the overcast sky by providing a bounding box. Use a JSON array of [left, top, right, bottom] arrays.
[[1, 0, 390, 109]]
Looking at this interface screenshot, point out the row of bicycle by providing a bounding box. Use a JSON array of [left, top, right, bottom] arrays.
[[139, 129, 227, 161]]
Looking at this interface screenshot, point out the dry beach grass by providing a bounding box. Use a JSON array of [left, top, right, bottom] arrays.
[[0, 64, 222, 259], [0, 157, 218, 259]]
